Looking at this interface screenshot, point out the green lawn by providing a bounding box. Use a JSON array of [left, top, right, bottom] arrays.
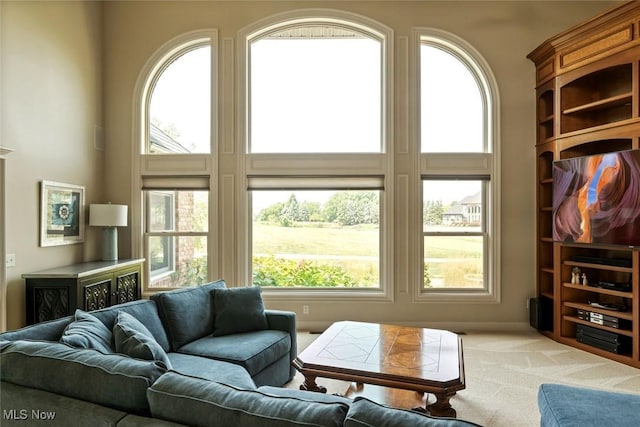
[[252, 223, 483, 288], [253, 223, 378, 256]]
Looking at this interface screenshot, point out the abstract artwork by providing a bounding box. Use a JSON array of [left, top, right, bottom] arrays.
[[40, 180, 85, 246]]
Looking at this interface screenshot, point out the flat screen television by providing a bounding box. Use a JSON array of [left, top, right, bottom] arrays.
[[552, 149, 640, 248]]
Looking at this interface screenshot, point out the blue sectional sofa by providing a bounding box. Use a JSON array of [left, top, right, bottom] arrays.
[[538, 383, 640, 427], [0, 279, 481, 427]]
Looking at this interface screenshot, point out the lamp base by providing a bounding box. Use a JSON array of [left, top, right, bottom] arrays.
[[101, 227, 118, 261]]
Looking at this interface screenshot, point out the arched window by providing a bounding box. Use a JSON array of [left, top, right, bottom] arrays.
[[241, 12, 392, 294], [134, 31, 217, 290], [147, 43, 211, 154], [418, 29, 500, 300]]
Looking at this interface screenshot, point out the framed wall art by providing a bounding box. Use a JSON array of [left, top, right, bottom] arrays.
[[40, 180, 85, 247]]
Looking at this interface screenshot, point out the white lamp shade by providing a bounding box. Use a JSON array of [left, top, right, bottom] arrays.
[[89, 204, 128, 227]]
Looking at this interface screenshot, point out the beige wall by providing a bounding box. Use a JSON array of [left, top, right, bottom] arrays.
[[1, 0, 618, 331], [1, 1, 104, 329]]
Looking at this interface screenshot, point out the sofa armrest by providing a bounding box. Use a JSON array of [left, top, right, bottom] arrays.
[[265, 310, 297, 381]]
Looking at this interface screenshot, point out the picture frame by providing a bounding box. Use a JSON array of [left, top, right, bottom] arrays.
[[40, 180, 85, 247]]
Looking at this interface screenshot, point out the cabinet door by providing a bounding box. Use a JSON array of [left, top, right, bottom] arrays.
[[114, 266, 140, 304], [81, 273, 113, 311], [26, 278, 73, 324]]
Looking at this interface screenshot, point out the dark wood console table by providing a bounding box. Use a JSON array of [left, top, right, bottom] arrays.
[[23, 259, 144, 324]]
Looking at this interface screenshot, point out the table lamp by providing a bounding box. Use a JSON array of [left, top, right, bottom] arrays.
[[89, 203, 128, 261]]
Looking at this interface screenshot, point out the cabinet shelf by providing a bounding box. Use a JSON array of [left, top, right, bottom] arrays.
[[561, 337, 634, 363], [539, 114, 554, 125], [563, 300, 633, 321], [564, 260, 632, 274], [562, 93, 632, 116], [563, 315, 633, 337], [562, 282, 633, 300], [540, 291, 554, 299]]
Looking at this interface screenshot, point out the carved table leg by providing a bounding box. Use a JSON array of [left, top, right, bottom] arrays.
[[425, 391, 457, 418], [299, 374, 327, 393]]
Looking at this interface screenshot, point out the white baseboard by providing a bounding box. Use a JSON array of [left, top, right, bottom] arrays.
[[296, 320, 534, 334]]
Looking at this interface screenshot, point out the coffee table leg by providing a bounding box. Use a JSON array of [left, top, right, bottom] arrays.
[[299, 374, 327, 393], [424, 391, 457, 418]]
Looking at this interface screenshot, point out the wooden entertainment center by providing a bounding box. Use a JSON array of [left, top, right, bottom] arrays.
[[528, 1, 640, 368]]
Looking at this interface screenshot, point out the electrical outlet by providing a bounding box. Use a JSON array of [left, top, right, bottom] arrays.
[[6, 253, 16, 268], [303, 305, 309, 315]]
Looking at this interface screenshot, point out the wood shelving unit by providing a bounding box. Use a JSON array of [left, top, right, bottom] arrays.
[[528, 1, 640, 368]]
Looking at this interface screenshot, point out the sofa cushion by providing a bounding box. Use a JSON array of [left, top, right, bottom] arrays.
[[151, 280, 226, 350], [538, 383, 640, 427], [1, 381, 129, 427], [212, 287, 268, 336], [167, 353, 256, 390], [178, 330, 290, 376], [344, 397, 481, 427], [91, 299, 171, 352], [0, 340, 167, 415], [59, 309, 113, 353], [258, 386, 352, 405], [113, 311, 171, 368], [147, 371, 349, 427]]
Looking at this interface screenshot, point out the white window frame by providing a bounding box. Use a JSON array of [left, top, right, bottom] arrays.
[[146, 190, 176, 279], [132, 30, 218, 293], [238, 10, 394, 302], [414, 28, 501, 303]]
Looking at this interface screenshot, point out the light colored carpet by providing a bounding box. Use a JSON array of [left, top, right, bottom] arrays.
[[285, 330, 640, 426]]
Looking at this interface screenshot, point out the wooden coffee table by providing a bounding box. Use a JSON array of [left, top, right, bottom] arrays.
[[293, 321, 465, 417]]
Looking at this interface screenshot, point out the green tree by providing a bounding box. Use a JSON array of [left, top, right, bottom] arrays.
[[423, 200, 444, 225], [280, 194, 300, 226], [256, 202, 286, 223], [324, 192, 379, 226]]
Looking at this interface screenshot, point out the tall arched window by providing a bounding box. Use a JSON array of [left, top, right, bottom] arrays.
[[417, 29, 500, 300], [134, 31, 217, 290], [241, 12, 393, 295]]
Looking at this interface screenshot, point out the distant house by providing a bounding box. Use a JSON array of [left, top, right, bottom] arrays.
[[442, 192, 481, 226]]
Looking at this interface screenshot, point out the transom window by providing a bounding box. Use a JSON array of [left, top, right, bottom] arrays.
[[147, 44, 211, 154], [249, 25, 382, 153]]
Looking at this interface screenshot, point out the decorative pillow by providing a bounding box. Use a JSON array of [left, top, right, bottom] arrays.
[[151, 280, 227, 350], [113, 311, 172, 368], [60, 309, 112, 353], [212, 287, 268, 337]]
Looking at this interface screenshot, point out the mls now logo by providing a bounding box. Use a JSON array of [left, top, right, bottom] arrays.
[[3, 409, 56, 421]]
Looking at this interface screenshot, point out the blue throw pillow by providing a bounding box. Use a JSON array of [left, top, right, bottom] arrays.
[[212, 287, 268, 336], [60, 309, 112, 353], [113, 311, 172, 368]]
